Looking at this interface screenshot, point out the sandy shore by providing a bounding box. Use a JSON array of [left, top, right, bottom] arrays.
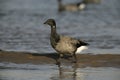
[[0, 51, 120, 68]]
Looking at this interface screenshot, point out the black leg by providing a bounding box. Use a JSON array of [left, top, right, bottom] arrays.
[[56, 54, 62, 66], [73, 53, 77, 63]]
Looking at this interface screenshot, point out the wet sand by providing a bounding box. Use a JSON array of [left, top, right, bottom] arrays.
[[0, 51, 120, 68]]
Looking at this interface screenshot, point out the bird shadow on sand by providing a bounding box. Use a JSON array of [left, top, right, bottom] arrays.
[[31, 53, 59, 60], [29, 53, 74, 63]]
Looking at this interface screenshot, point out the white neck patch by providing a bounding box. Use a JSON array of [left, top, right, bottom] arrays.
[[53, 26, 56, 28]]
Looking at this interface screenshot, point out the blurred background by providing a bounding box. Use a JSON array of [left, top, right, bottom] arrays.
[[0, 0, 120, 54]]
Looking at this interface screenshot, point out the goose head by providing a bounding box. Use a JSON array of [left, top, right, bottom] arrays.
[[44, 19, 56, 27]]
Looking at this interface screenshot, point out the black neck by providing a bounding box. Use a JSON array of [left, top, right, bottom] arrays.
[[51, 26, 57, 36], [50, 25, 60, 42], [58, 0, 64, 12]]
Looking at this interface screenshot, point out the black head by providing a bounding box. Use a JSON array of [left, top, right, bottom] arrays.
[[44, 19, 56, 27]]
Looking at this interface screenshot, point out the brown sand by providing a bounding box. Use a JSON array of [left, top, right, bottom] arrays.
[[0, 51, 120, 68]]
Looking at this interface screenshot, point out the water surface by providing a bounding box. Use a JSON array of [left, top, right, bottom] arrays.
[[0, 63, 120, 80]]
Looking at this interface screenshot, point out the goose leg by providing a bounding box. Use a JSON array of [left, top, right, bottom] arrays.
[[56, 53, 63, 66], [73, 53, 77, 63]]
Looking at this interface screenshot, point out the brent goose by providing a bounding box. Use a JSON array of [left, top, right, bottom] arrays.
[[44, 19, 89, 64], [58, 0, 87, 12]]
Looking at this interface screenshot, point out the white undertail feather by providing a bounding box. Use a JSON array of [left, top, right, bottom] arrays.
[[75, 46, 88, 53], [78, 3, 86, 10]]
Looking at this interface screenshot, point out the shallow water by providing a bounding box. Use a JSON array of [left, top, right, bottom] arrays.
[[0, 63, 120, 80], [0, 0, 120, 54]]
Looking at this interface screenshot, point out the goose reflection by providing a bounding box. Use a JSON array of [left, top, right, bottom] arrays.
[[57, 63, 84, 80]]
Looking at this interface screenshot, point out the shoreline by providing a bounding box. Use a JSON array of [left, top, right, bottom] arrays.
[[0, 51, 120, 68]]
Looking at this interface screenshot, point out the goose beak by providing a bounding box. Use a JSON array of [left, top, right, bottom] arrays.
[[44, 21, 47, 24]]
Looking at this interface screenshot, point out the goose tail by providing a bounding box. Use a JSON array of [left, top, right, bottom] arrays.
[[79, 40, 89, 46], [76, 46, 88, 53]]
